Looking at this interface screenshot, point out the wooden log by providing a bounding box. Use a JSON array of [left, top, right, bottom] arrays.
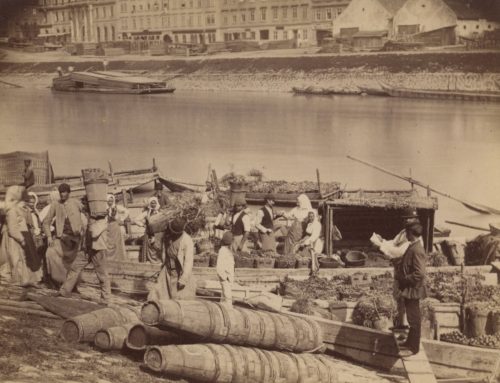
[[0, 305, 60, 319], [0, 298, 45, 311]]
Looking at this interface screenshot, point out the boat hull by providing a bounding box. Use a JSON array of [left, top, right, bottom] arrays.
[[381, 84, 500, 102]]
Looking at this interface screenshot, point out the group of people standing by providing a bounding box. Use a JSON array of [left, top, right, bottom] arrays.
[[214, 193, 325, 262], [0, 182, 129, 303]]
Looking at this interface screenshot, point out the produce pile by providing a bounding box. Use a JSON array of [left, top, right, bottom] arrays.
[[441, 331, 500, 349], [219, 172, 341, 195], [279, 272, 500, 305], [351, 296, 395, 328]]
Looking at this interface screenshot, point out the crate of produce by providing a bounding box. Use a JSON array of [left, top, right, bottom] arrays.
[[255, 257, 275, 269], [274, 256, 297, 269], [193, 255, 210, 268], [234, 256, 255, 268]]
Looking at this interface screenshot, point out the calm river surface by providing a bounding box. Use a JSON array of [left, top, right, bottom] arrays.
[[1, 88, 499, 237]]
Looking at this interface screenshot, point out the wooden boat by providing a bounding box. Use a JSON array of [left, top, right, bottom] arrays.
[[287, 311, 500, 381], [358, 85, 390, 96], [381, 83, 500, 102], [52, 70, 176, 94], [292, 85, 361, 96]]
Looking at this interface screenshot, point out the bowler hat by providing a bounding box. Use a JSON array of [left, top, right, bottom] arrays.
[[401, 208, 418, 218], [221, 231, 233, 246], [169, 218, 186, 235]]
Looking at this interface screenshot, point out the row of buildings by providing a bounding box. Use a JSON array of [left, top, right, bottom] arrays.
[[4, 0, 500, 49]]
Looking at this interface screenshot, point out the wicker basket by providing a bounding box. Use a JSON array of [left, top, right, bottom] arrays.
[[235, 256, 255, 268], [319, 257, 343, 269], [254, 257, 275, 269], [345, 251, 367, 267], [193, 255, 210, 268], [274, 256, 297, 269], [295, 256, 310, 269]]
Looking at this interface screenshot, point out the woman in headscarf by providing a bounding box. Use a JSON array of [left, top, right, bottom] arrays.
[[0, 186, 42, 286], [135, 197, 163, 263], [105, 194, 128, 261], [277, 194, 317, 255]]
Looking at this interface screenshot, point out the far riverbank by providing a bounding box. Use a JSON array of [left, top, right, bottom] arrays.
[[1, 50, 499, 92]]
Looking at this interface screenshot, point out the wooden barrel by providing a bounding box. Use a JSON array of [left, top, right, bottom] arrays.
[[141, 300, 323, 352], [81, 168, 108, 183], [441, 240, 465, 266], [126, 323, 188, 351], [61, 306, 138, 343], [144, 344, 337, 383], [147, 210, 173, 234], [84, 179, 108, 217], [94, 323, 137, 351]]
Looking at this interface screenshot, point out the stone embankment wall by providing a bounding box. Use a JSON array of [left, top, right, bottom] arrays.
[[1, 51, 499, 92]]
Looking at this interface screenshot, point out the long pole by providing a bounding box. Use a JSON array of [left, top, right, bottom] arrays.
[[347, 155, 500, 215]]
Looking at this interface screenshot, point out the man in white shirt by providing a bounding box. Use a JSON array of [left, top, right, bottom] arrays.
[[255, 195, 277, 255], [231, 202, 252, 253], [216, 231, 235, 307]]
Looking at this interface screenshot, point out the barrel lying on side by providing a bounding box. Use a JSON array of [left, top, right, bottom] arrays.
[[144, 344, 338, 383], [94, 322, 138, 351], [126, 323, 189, 351], [61, 306, 139, 343], [141, 299, 323, 352]]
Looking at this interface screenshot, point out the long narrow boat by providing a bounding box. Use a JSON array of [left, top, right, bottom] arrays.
[[52, 70, 176, 94], [287, 311, 500, 381], [381, 83, 500, 102]]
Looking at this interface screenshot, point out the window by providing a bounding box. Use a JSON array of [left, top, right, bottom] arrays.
[[283, 30, 288, 39], [316, 10, 321, 20], [273, 30, 278, 40], [110, 6, 114, 17], [463, 25, 466, 29], [223, 15, 228, 25], [326, 8, 332, 20], [232, 14, 237, 24], [292, 6, 297, 19], [241, 12, 246, 22], [337, 8, 343, 16], [282, 7, 287, 19], [303, 29, 307, 39], [272, 7, 278, 19], [302, 6, 307, 19], [132, 18, 136, 29], [250, 9, 255, 21], [260, 7, 266, 21]]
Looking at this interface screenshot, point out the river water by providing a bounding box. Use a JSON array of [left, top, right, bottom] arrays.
[[1, 88, 499, 237]]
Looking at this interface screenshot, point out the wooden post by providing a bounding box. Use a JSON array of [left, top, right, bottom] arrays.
[[108, 160, 114, 183], [316, 168, 322, 196], [122, 189, 131, 235], [152, 158, 157, 172], [211, 169, 220, 196]]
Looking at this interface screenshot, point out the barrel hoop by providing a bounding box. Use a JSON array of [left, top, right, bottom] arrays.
[[288, 352, 305, 380], [261, 349, 278, 381], [199, 300, 218, 339], [221, 344, 238, 383], [234, 306, 251, 342], [257, 311, 268, 345], [176, 344, 186, 377], [306, 317, 321, 347], [254, 348, 269, 381], [289, 316, 301, 351], [215, 302, 231, 337], [316, 355, 333, 382], [234, 344, 249, 381], [173, 300, 184, 331], [206, 344, 222, 381], [269, 313, 289, 351]]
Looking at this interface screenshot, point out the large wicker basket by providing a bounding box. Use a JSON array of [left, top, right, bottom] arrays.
[[254, 257, 275, 269], [274, 256, 297, 269]]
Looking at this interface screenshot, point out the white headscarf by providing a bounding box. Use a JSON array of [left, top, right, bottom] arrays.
[[4, 185, 24, 211], [107, 194, 116, 208], [148, 196, 160, 212], [28, 191, 39, 215], [290, 194, 315, 222]]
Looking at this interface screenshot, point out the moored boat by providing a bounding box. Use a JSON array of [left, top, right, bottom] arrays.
[[52, 70, 176, 94], [380, 83, 500, 102]]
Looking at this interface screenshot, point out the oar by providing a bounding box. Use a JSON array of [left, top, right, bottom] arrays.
[[445, 220, 490, 232], [347, 155, 500, 215]]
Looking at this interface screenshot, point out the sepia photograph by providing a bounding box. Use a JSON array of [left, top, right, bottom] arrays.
[[0, 0, 499, 382]]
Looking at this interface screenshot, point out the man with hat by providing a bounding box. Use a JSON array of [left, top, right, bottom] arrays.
[[216, 231, 235, 307], [371, 209, 424, 331], [147, 217, 195, 301], [255, 194, 277, 255], [395, 217, 428, 356], [43, 183, 86, 286], [231, 201, 251, 254]]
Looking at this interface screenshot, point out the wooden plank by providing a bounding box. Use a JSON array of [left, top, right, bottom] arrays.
[[400, 346, 437, 383]]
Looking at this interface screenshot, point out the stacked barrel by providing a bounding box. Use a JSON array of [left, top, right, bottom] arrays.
[[60, 299, 338, 383]]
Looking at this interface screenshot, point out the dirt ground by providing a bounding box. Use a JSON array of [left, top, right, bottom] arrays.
[[0, 307, 400, 383], [0, 309, 183, 383]]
